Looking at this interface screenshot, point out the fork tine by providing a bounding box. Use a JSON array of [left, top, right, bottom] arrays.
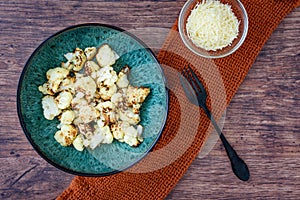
[[180, 70, 196, 97], [179, 71, 198, 106], [187, 65, 206, 94], [182, 67, 201, 95]]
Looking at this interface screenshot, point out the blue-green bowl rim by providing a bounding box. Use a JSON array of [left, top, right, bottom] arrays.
[[17, 23, 169, 177]]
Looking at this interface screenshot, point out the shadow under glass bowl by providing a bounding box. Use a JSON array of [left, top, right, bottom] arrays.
[[17, 23, 169, 176], [178, 0, 248, 59]]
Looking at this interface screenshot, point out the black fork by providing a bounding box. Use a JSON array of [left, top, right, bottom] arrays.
[[179, 65, 250, 181]]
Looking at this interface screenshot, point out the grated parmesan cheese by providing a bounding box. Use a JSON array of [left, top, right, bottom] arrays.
[[186, 0, 240, 51]]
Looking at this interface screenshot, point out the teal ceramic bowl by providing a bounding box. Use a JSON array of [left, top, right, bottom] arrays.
[[17, 24, 169, 176]]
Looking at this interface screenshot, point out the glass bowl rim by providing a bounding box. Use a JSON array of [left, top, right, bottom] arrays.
[[178, 0, 249, 59]]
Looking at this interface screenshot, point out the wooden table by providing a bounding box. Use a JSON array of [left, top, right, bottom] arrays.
[[1, 1, 299, 199]]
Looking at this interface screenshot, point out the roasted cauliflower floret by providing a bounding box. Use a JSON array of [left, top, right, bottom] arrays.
[[72, 134, 84, 151], [123, 125, 143, 147], [74, 104, 99, 124], [55, 91, 73, 109], [42, 95, 61, 120], [119, 108, 140, 125], [57, 76, 76, 94], [126, 86, 150, 113], [74, 76, 97, 101], [96, 44, 119, 67], [111, 89, 128, 108], [71, 92, 86, 108], [116, 66, 130, 89], [77, 123, 93, 136], [99, 83, 117, 101], [96, 101, 115, 112], [38, 83, 54, 95], [96, 101, 117, 124], [88, 125, 114, 149], [98, 125, 114, 144], [54, 124, 77, 146], [61, 48, 86, 71], [96, 114, 106, 128], [110, 121, 130, 142], [117, 72, 129, 89], [84, 61, 100, 78], [127, 86, 150, 106], [84, 47, 97, 60], [46, 67, 69, 82], [45, 67, 69, 93], [97, 66, 118, 86], [59, 110, 75, 125], [111, 122, 143, 146], [111, 92, 122, 103]]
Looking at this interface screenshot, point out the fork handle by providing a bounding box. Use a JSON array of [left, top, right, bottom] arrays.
[[203, 107, 250, 181]]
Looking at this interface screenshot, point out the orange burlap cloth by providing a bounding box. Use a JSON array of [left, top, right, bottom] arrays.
[[58, 1, 300, 199]]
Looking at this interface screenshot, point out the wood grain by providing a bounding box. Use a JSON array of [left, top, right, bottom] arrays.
[[0, 0, 299, 199]]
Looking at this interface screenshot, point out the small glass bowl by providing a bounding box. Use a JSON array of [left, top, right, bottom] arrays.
[[178, 0, 248, 59]]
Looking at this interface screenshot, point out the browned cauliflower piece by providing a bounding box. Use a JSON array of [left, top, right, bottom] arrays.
[[88, 125, 114, 149], [54, 124, 77, 146], [118, 108, 140, 125], [57, 76, 76, 94], [96, 101, 117, 124], [74, 104, 99, 124], [126, 86, 150, 114], [61, 48, 86, 71], [123, 125, 143, 147], [59, 110, 75, 125], [38, 82, 54, 95], [84, 60, 100, 78], [116, 66, 130, 88], [41, 95, 61, 120], [96, 66, 118, 86], [72, 134, 84, 151], [55, 91, 73, 109], [111, 122, 143, 147], [96, 44, 119, 67], [84, 47, 97, 60], [99, 83, 117, 101], [74, 76, 97, 101], [45, 67, 69, 94]]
